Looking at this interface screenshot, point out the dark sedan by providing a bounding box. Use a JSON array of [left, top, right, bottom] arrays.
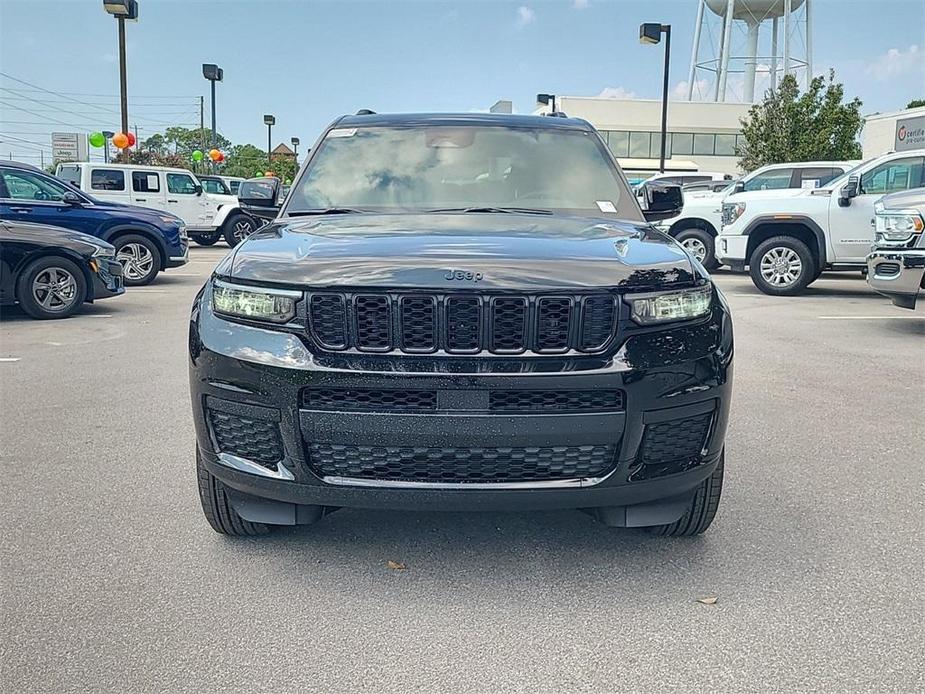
[[0, 220, 123, 319]]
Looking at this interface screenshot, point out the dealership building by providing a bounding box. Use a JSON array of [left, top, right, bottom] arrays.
[[861, 105, 925, 159], [534, 96, 752, 180]]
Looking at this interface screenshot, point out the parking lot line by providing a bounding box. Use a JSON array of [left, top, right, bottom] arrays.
[[0, 357, 20, 362], [817, 315, 923, 320]]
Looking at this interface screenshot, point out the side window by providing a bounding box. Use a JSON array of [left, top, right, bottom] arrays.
[[166, 173, 198, 195], [90, 169, 126, 191], [744, 168, 793, 191], [0, 170, 68, 201], [57, 166, 81, 187], [132, 171, 161, 193], [794, 167, 838, 189], [859, 158, 924, 195]]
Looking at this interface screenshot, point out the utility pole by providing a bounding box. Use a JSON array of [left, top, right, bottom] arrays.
[[199, 95, 205, 174]]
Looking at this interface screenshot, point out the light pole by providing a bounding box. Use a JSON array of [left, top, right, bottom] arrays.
[[202, 64, 223, 153], [290, 136, 300, 171], [264, 115, 275, 170], [102, 130, 115, 163], [640, 22, 671, 173], [536, 93, 557, 114], [102, 0, 138, 149]]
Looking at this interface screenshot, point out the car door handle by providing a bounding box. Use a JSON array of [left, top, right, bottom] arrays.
[[135, 198, 147, 202], [167, 199, 178, 203], [9, 206, 32, 213]]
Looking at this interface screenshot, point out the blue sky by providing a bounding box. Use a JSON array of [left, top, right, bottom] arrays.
[[1, 0, 923, 164]]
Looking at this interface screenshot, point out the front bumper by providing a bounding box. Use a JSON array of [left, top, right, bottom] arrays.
[[189, 285, 733, 525], [89, 258, 124, 300], [716, 233, 748, 270], [166, 239, 189, 268], [867, 248, 925, 309]]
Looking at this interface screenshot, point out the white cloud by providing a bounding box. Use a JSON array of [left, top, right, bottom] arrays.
[[865, 44, 924, 80], [597, 86, 636, 99], [573, 0, 589, 8], [516, 6, 536, 28]]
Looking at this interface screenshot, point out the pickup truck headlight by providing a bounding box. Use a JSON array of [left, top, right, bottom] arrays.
[[628, 285, 713, 325], [874, 209, 924, 244], [212, 279, 300, 323], [721, 202, 746, 227]]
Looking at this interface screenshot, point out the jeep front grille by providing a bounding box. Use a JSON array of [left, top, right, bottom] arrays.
[[307, 291, 618, 355]]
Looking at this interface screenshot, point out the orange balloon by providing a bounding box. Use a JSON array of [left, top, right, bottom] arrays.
[[209, 148, 221, 161], [112, 132, 129, 148]]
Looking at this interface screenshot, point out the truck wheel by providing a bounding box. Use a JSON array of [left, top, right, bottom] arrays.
[[675, 227, 720, 271], [195, 232, 221, 246], [222, 213, 257, 247], [114, 234, 161, 286], [196, 451, 270, 536], [17, 256, 87, 320], [645, 452, 724, 537], [749, 236, 816, 296]]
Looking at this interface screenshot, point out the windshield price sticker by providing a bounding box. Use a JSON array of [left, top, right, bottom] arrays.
[[596, 200, 617, 213]]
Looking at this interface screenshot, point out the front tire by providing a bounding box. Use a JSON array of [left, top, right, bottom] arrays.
[[222, 213, 257, 247], [749, 236, 816, 296], [645, 452, 724, 537], [114, 234, 161, 286], [196, 451, 270, 536], [194, 231, 221, 246], [17, 256, 87, 319], [675, 227, 720, 271]]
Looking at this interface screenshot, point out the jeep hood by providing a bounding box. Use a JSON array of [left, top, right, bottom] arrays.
[[225, 213, 697, 291]]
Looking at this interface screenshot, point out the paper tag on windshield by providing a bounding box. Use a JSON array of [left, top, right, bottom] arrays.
[[596, 200, 617, 213], [328, 128, 357, 138]]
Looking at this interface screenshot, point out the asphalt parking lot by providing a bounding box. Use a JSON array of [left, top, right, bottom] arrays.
[[1, 245, 922, 693]]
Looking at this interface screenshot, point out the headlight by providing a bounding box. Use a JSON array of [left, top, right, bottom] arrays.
[[92, 245, 116, 258], [211, 279, 300, 323], [159, 215, 181, 225], [874, 209, 924, 243], [628, 285, 713, 325], [721, 202, 746, 227]]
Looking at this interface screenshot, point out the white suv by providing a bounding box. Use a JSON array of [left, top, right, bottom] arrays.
[[56, 163, 257, 247], [654, 161, 855, 270], [717, 150, 925, 295]]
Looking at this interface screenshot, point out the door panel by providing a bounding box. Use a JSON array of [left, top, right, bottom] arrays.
[[130, 170, 167, 211], [165, 172, 210, 227], [0, 169, 101, 237]]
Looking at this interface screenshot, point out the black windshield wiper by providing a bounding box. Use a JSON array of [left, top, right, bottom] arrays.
[[425, 206, 554, 216], [287, 207, 366, 216]]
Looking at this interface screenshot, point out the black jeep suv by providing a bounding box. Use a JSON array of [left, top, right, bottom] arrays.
[[189, 113, 733, 537]]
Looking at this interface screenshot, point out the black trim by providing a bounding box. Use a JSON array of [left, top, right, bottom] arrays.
[[741, 215, 828, 266]]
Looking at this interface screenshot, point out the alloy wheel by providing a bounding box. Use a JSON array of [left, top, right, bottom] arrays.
[[233, 219, 255, 243], [680, 237, 708, 263], [117, 242, 155, 281], [759, 246, 802, 287], [31, 267, 78, 313]]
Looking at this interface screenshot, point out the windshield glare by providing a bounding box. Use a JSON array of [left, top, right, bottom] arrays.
[[288, 125, 637, 218]]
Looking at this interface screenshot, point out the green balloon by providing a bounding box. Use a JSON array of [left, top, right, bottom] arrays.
[[89, 132, 105, 148], [285, 178, 292, 184], [255, 171, 264, 177], [192, 150, 203, 162]]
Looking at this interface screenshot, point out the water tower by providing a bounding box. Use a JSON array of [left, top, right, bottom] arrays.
[[687, 0, 813, 103]]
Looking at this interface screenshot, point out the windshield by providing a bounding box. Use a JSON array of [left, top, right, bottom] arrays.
[[199, 177, 231, 195], [286, 125, 639, 219]]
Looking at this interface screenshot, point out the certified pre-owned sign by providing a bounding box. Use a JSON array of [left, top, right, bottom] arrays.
[[895, 115, 925, 152]]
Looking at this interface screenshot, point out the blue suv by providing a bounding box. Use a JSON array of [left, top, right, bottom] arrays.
[[0, 161, 188, 285]]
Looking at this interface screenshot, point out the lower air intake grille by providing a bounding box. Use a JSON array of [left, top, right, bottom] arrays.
[[641, 412, 712, 465], [875, 262, 901, 276], [489, 390, 625, 413], [303, 389, 437, 412], [309, 444, 616, 482], [208, 411, 283, 469]]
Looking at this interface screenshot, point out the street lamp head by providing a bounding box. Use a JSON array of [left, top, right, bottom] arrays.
[[264, 115, 276, 126], [536, 93, 555, 106], [103, 0, 138, 18], [640, 22, 664, 44], [102, 131, 115, 138], [291, 137, 300, 146], [202, 63, 223, 81]]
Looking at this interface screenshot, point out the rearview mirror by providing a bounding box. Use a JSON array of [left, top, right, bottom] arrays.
[[238, 177, 282, 221], [194, 184, 203, 196], [733, 181, 745, 194], [637, 181, 683, 222], [62, 190, 82, 205], [838, 175, 859, 207]]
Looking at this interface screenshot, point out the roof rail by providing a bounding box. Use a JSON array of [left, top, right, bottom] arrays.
[[355, 108, 376, 115]]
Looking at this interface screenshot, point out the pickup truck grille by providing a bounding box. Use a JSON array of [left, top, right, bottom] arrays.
[[307, 292, 618, 355]]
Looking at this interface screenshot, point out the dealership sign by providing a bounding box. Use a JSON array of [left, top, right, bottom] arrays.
[[894, 115, 925, 152], [51, 132, 88, 162]]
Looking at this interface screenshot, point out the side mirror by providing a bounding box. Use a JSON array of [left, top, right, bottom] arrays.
[[62, 190, 83, 205], [838, 175, 859, 207], [638, 181, 683, 222], [194, 184, 203, 196], [238, 177, 282, 221], [733, 181, 745, 194]]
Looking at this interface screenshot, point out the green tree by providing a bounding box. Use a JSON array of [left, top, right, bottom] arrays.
[[737, 71, 863, 171], [907, 99, 925, 109]]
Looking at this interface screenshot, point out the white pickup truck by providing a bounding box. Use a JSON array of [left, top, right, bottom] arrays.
[[717, 149, 925, 295], [653, 161, 855, 270]]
